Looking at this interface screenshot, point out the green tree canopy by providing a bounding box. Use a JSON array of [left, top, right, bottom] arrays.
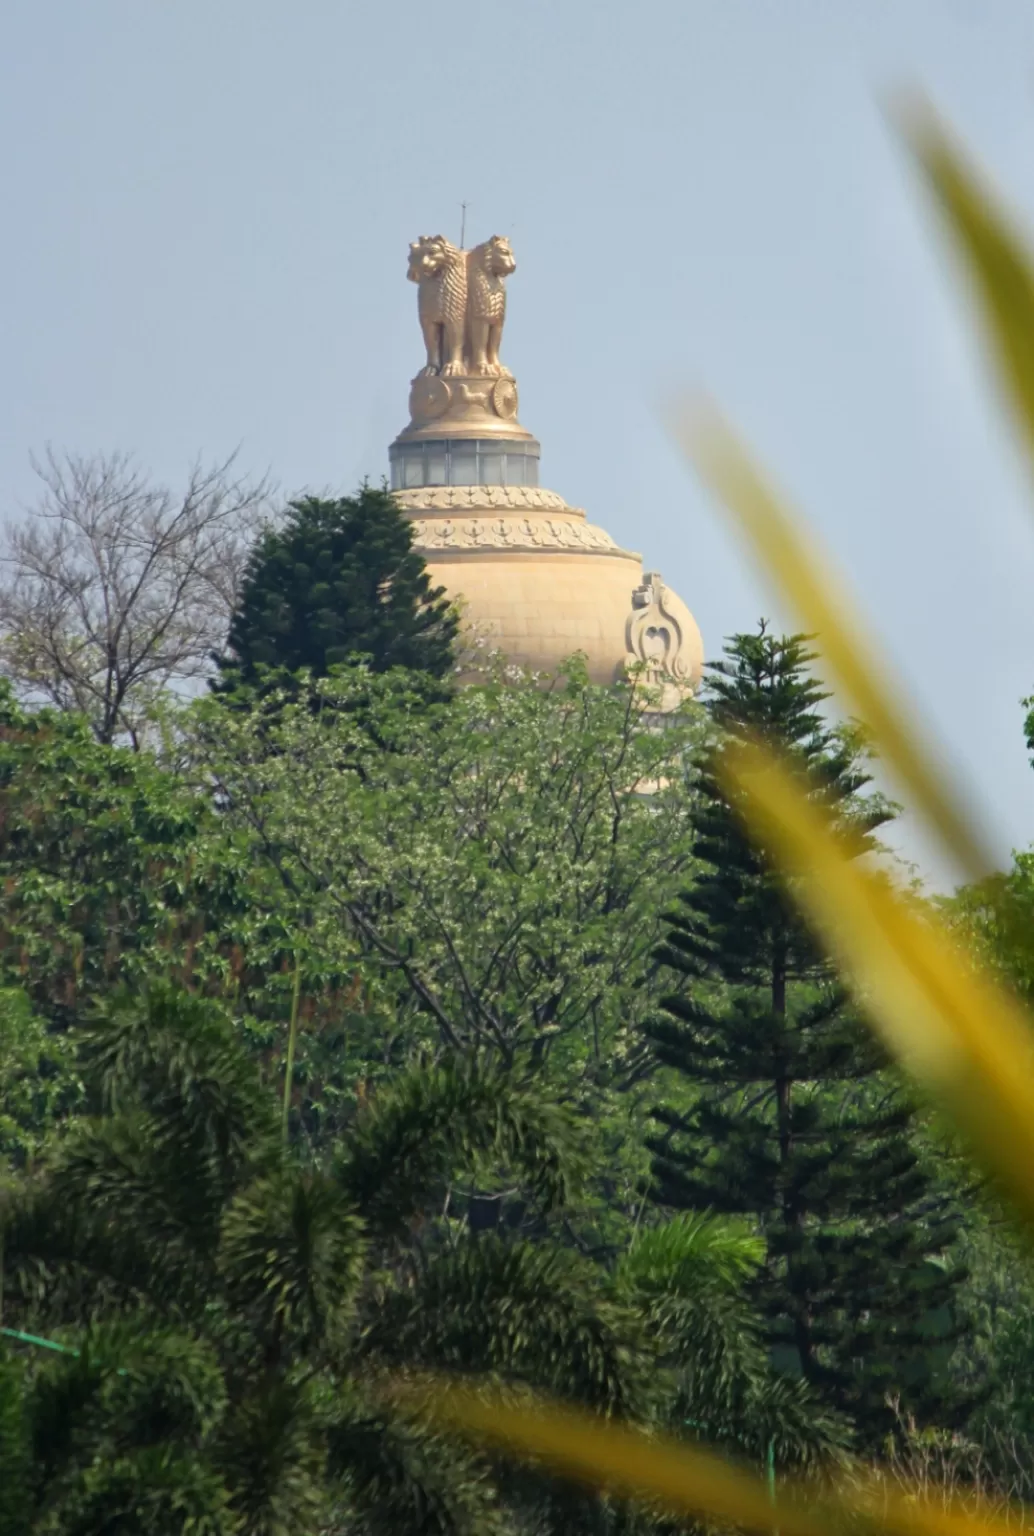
[[215, 487, 459, 688], [0, 985, 616, 1535], [180, 658, 707, 1203], [0, 984, 841, 1534], [644, 624, 969, 1444]]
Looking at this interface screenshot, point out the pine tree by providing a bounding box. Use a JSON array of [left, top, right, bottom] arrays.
[[643, 622, 969, 1444], [215, 486, 459, 688]]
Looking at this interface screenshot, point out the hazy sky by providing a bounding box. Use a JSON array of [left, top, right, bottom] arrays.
[[3, 0, 1034, 884]]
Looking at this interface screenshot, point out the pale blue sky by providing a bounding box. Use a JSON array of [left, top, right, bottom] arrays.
[[2, 0, 1033, 883]]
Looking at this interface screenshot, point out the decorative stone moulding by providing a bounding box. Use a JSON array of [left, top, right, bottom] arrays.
[[393, 486, 572, 515], [408, 514, 630, 556]]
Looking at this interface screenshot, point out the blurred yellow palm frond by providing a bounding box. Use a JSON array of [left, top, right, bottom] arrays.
[[897, 91, 1034, 480], [400, 1380, 821, 1535], [409, 1380, 1025, 1536], [675, 401, 993, 884], [720, 738, 1034, 1219]]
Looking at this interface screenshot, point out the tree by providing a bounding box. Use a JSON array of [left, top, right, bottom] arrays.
[[0, 449, 271, 747], [179, 657, 706, 1209], [945, 851, 1034, 1007], [1, 985, 843, 1536], [190, 658, 702, 1069], [0, 985, 703, 1535], [214, 487, 459, 689], [0, 683, 392, 1131], [0, 685, 245, 1026], [0, 986, 605, 1535], [643, 624, 969, 1444], [0, 987, 79, 1170], [614, 1212, 847, 1471]]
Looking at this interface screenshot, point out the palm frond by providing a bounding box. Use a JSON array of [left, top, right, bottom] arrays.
[[338, 1059, 583, 1238], [326, 1402, 513, 1536], [617, 1212, 764, 1296], [0, 1353, 31, 1536], [50, 1445, 238, 1536], [219, 1169, 366, 1360], [217, 1377, 328, 1536], [364, 1235, 648, 1418], [82, 984, 278, 1181]]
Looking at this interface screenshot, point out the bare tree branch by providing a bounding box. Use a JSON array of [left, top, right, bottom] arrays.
[[0, 448, 274, 745]]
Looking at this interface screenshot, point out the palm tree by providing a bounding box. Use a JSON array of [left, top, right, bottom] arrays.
[[0, 985, 644, 1534], [615, 1214, 846, 1469], [0, 986, 842, 1535]]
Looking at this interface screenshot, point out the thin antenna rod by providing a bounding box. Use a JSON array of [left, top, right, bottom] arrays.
[[460, 201, 468, 248]]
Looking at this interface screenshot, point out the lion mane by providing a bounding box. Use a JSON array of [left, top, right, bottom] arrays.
[[467, 235, 516, 324], [465, 236, 516, 377], [408, 235, 468, 376]]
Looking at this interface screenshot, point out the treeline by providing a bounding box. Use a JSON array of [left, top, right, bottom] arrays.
[[0, 469, 1031, 1534]]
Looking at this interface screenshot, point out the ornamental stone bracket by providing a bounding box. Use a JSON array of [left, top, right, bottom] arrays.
[[624, 571, 704, 700]]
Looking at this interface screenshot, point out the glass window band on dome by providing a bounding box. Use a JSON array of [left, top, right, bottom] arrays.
[[389, 438, 540, 490]]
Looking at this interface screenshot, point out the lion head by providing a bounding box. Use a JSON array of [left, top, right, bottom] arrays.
[[407, 235, 452, 284], [478, 235, 516, 278]]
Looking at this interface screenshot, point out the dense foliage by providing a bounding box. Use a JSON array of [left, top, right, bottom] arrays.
[[2, 513, 1029, 1525], [0, 987, 841, 1534], [644, 627, 969, 1442], [177, 659, 706, 1193], [215, 489, 459, 689]]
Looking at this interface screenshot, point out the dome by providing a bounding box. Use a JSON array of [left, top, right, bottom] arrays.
[[393, 232, 703, 699]]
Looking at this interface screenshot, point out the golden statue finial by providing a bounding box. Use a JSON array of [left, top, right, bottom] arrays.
[[465, 236, 516, 378], [407, 233, 517, 381], [407, 235, 468, 379]]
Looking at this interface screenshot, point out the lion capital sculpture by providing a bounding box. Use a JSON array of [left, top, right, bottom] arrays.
[[407, 232, 517, 380], [407, 234, 468, 378], [466, 235, 516, 378]]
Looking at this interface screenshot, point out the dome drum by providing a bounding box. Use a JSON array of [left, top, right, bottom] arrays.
[[389, 436, 540, 491]]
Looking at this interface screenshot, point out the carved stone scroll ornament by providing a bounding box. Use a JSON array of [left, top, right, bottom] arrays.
[[626, 572, 694, 686]]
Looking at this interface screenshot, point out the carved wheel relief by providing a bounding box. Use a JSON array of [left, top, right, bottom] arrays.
[[408, 376, 451, 422], [407, 374, 521, 425], [491, 378, 519, 419]]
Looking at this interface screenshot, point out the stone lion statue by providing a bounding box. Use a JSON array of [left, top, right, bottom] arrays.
[[407, 234, 468, 377], [466, 235, 516, 378]]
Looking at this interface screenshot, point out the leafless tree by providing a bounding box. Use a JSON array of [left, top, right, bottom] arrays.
[[0, 448, 273, 746]]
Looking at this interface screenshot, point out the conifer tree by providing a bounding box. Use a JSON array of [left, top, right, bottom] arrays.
[[215, 486, 459, 688], [644, 622, 968, 1443]]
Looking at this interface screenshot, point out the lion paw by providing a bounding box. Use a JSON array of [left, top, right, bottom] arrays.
[[417, 365, 439, 378], [441, 360, 465, 377]]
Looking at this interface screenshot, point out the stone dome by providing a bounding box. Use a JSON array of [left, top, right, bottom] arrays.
[[393, 483, 702, 693], [392, 231, 703, 700]]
